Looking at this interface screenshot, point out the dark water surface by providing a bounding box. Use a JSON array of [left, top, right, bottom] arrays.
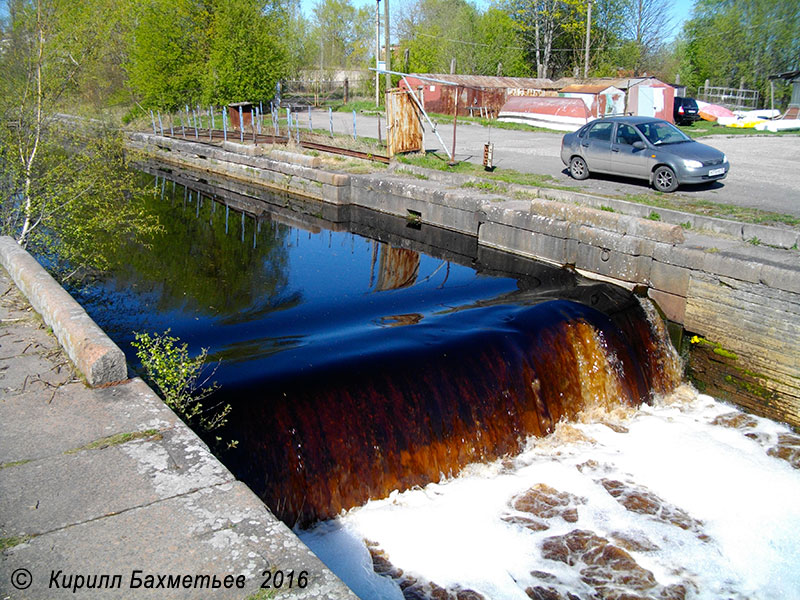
[[66, 172, 521, 387]]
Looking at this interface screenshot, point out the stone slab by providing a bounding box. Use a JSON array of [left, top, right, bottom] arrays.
[[0, 238, 127, 387], [0, 265, 359, 600], [0, 379, 179, 464], [1, 482, 357, 600]]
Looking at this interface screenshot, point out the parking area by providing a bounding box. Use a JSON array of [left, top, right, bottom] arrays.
[[314, 109, 800, 219], [458, 124, 800, 218]]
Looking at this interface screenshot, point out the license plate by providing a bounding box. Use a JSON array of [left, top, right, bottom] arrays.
[[708, 167, 725, 176]]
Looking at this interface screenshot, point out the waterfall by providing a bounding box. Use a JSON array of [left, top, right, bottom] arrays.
[[226, 295, 681, 527]]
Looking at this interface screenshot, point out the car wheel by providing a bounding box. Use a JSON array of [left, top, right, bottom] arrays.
[[569, 156, 590, 180], [653, 166, 678, 193]]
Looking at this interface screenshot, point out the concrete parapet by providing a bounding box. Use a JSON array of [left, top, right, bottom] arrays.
[[351, 174, 483, 235], [127, 133, 351, 205], [529, 198, 685, 244], [535, 186, 800, 250], [0, 236, 127, 387]]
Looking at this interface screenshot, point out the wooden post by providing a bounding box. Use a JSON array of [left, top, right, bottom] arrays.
[[450, 57, 456, 74], [344, 78, 349, 104], [450, 86, 460, 164], [770, 79, 775, 113]]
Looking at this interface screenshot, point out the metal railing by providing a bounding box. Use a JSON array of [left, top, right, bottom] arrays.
[[695, 85, 760, 110]]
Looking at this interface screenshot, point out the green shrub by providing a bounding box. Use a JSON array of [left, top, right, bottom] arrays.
[[132, 330, 235, 450]]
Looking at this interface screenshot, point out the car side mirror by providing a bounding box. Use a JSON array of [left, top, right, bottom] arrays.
[[633, 141, 646, 150]]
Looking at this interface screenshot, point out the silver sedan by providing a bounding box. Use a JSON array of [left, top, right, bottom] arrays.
[[560, 116, 730, 192]]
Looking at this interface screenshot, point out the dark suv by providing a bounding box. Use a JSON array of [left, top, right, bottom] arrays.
[[674, 96, 700, 125]]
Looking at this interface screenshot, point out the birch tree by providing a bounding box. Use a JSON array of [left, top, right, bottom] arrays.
[[0, 0, 159, 274]]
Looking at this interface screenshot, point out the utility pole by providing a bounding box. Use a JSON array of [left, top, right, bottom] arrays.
[[583, 0, 592, 79], [375, 0, 381, 107], [384, 0, 391, 93]]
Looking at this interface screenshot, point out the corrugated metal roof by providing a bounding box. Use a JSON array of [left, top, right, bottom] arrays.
[[408, 74, 557, 90], [553, 76, 665, 90], [560, 84, 619, 94]]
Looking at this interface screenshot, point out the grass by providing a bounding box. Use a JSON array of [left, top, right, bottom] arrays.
[[678, 119, 800, 138], [397, 151, 566, 188], [0, 459, 32, 470], [1, 535, 32, 551], [64, 429, 161, 454], [621, 192, 800, 229]]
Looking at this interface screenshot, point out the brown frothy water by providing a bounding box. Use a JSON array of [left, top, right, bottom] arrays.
[[229, 297, 681, 526]]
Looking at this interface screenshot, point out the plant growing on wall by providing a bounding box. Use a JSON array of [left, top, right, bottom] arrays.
[[132, 329, 236, 451]]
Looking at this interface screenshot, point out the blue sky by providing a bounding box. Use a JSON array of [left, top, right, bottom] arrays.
[[299, 0, 696, 39]]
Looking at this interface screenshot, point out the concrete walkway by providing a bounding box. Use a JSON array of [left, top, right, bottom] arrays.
[[0, 265, 358, 599]]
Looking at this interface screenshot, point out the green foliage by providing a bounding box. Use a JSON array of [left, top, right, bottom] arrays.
[[311, 0, 373, 71], [132, 330, 235, 449], [125, 0, 209, 110], [205, 0, 288, 105], [679, 0, 800, 107], [126, 0, 289, 109], [0, 1, 161, 275], [395, 0, 529, 76]]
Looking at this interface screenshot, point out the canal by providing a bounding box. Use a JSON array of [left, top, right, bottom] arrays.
[[57, 163, 800, 600]]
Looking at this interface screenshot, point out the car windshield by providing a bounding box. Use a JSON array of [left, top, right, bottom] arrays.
[[635, 121, 691, 146]]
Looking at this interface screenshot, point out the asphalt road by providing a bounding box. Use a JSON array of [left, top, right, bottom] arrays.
[[311, 109, 800, 218]]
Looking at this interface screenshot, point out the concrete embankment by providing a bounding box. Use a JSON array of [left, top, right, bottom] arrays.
[[128, 132, 800, 430], [0, 238, 358, 599]]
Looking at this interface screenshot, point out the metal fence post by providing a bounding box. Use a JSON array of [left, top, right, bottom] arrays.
[[329, 107, 333, 137], [308, 105, 312, 131], [150, 110, 157, 134], [157, 111, 164, 135], [352, 110, 357, 140], [223, 108, 228, 142], [239, 106, 244, 143]]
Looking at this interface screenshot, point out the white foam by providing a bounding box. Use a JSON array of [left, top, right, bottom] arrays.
[[299, 390, 800, 599]]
